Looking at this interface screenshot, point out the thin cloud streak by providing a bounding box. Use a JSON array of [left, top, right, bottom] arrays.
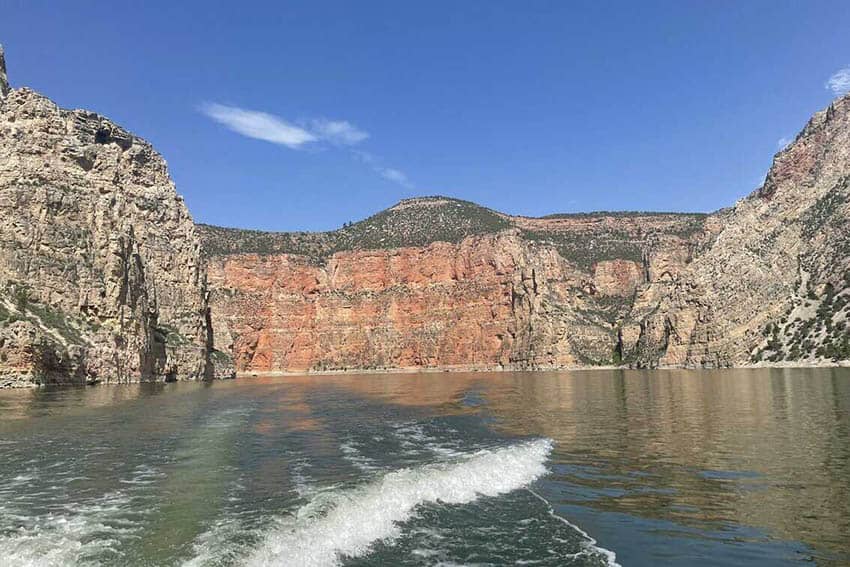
[[826, 66, 850, 96], [353, 150, 414, 189], [201, 102, 412, 188], [377, 167, 413, 188], [200, 103, 316, 149], [311, 119, 369, 145]]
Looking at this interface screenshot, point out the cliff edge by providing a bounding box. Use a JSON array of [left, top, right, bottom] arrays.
[[200, 95, 850, 373], [0, 47, 232, 386]]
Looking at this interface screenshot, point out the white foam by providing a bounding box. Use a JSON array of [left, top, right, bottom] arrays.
[[393, 422, 465, 458], [245, 439, 554, 567], [339, 439, 382, 473], [0, 460, 167, 567], [184, 515, 250, 567], [0, 490, 139, 567], [528, 489, 621, 567]]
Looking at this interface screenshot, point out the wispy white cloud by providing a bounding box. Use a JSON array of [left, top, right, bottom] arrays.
[[200, 103, 371, 149], [777, 136, 792, 150], [825, 66, 850, 96], [200, 103, 317, 149], [201, 102, 412, 187], [353, 150, 414, 189], [377, 167, 413, 188], [311, 119, 369, 145]]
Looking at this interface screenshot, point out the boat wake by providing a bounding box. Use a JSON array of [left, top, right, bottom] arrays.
[[245, 438, 555, 566]]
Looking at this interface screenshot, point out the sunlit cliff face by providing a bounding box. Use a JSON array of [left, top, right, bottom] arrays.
[[204, 225, 704, 374], [200, 95, 850, 373]]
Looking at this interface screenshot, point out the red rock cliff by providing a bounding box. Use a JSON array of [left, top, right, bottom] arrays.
[[203, 207, 704, 373]]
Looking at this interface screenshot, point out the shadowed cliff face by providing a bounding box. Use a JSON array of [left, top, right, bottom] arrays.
[[201, 94, 850, 373], [0, 46, 9, 99], [0, 49, 229, 385]]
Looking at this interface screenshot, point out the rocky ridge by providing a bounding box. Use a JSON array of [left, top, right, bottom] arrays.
[[2, 42, 848, 382], [625, 94, 850, 367], [0, 47, 232, 386], [201, 201, 714, 373], [201, 94, 850, 374]]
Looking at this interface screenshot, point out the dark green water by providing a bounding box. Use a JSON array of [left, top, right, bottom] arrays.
[[0, 368, 848, 566]]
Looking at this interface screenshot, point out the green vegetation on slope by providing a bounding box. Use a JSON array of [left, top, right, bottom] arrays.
[[752, 272, 850, 363], [198, 196, 708, 271], [520, 229, 645, 271], [198, 196, 511, 259]]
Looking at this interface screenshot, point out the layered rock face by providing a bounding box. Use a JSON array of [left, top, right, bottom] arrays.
[[202, 94, 850, 373], [203, 205, 706, 373], [625, 94, 850, 367], [0, 48, 226, 385], [4, 41, 847, 380]]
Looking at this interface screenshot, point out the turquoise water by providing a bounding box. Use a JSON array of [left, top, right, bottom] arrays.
[[0, 368, 848, 566]]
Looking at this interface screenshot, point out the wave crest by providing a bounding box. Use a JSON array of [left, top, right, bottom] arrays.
[[246, 438, 554, 567]]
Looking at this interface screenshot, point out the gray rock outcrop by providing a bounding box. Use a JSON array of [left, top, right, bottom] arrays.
[[0, 47, 233, 385]]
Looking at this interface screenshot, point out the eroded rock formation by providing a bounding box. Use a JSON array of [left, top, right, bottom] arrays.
[[3, 42, 848, 382], [202, 94, 850, 374], [202, 208, 706, 373], [0, 48, 231, 386], [627, 94, 850, 367]]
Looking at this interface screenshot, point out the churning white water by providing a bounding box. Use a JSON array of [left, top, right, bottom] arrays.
[[245, 439, 555, 567]]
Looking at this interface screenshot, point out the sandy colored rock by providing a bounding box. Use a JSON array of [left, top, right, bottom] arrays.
[[0, 50, 230, 385]]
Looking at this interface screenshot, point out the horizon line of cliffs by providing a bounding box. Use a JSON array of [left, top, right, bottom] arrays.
[[201, 93, 850, 374], [1, 45, 849, 386]]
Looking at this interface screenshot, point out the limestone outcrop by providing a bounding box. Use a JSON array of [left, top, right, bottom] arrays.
[[626, 94, 850, 367], [0, 47, 232, 386]]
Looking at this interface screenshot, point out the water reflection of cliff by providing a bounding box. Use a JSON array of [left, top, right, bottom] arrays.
[[0, 382, 145, 422], [477, 368, 850, 562], [1, 367, 847, 562], [271, 368, 850, 562]]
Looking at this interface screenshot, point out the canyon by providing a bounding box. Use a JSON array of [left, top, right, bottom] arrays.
[[201, 96, 850, 375], [201, 209, 710, 373], [0, 44, 848, 385]]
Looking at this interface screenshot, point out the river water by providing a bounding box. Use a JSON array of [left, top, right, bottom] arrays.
[[0, 368, 848, 566]]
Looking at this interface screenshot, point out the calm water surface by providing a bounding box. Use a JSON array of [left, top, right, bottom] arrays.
[[0, 368, 848, 566]]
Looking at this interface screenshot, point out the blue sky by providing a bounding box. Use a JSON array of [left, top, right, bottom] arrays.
[[2, 1, 849, 231]]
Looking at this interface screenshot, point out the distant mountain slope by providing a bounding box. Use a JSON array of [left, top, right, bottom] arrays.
[[201, 94, 850, 373], [626, 92, 850, 367], [3, 41, 847, 382], [200, 199, 714, 373], [198, 197, 708, 269], [197, 196, 512, 259]]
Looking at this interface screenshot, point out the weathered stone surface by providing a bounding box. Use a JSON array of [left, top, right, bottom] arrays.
[[0, 51, 230, 385], [627, 93, 850, 367], [202, 94, 850, 373], [205, 227, 695, 373], [593, 260, 643, 297], [3, 44, 848, 379]]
